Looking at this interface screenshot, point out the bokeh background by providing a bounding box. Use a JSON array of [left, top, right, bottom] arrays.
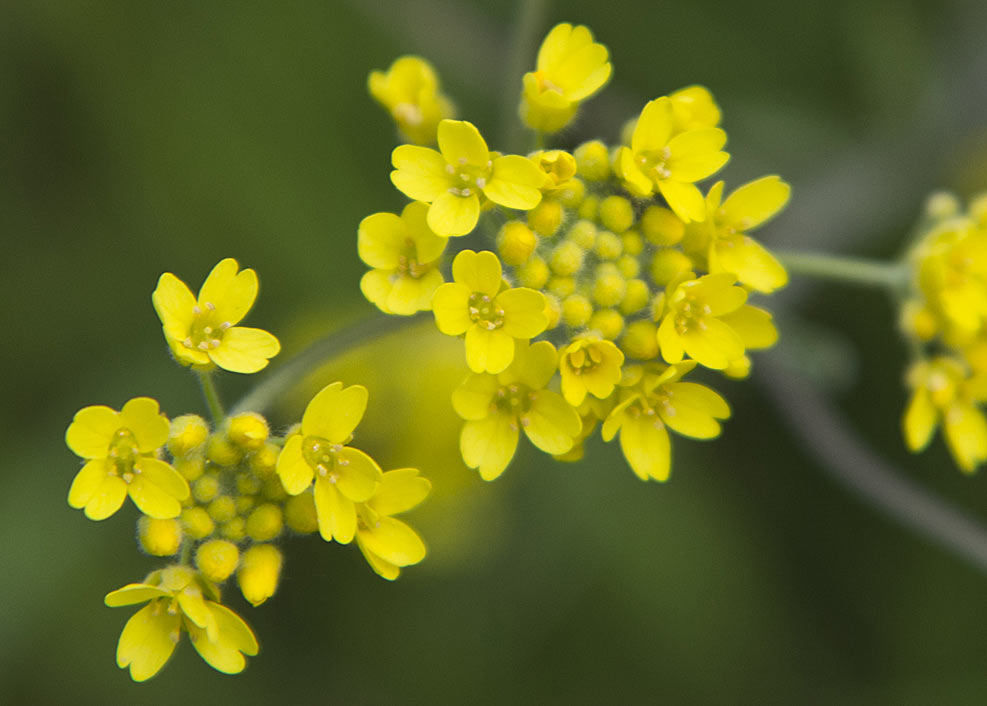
[[3, 0, 987, 703]]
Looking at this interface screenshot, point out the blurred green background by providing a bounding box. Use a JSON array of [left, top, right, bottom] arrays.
[[3, 0, 987, 703]]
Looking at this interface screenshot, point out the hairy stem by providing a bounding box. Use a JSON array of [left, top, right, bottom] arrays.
[[196, 370, 225, 425], [777, 250, 910, 293]]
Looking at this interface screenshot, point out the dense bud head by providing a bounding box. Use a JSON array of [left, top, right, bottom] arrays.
[[138, 517, 183, 556], [498, 221, 538, 265], [551, 241, 585, 276], [227, 412, 269, 451], [527, 199, 564, 236], [562, 294, 594, 328], [238, 544, 284, 607], [284, 492, 319, 534], [641, 205, 685, 246], [518, 255, 550, 289], [246, 503, 284, 542], [599, 196, 635, 233], [589, 308, 625, 340], [574, 140, 611, 181], [181, 507, 215, 539], [206, 433, 242, 467], [621, 320, 660, 360], [167, 414, 210, 458], [196, 539, 240, 583]]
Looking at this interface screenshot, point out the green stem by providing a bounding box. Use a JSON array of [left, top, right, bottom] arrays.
[[499, 0, 549, 153], [230, 313, 424, 416], [776, 250, 910, 292], [197, 370, 225, 425], [179, 539, 193, 566]]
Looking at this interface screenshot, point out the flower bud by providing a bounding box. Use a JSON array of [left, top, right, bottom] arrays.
[[550, 241, 585, 276], [589, 308, 625, 340], [543, 293, 562, 330], [167, 415, 210, 458], [595, 231, 623, 260], [562, 294, 594, 328], [181, 507, 215, 540], [174, 455, 205, 482], [238, 544, 283, 607], [620, 279, 651, 314], [650, 249, 693, 286], [599, 196, 634, 233], [220, 517, 246, 541], [593, 266, 627, 308], [246, 504, 284, 542], [621, 320, 660, 360], [208, 495, 237, 523], [557, 178, 586, 208], [206, 433, 242, 467], [192, 473, 221, 504], [284, 493, 319, 534], [138, 517, 183, 557], [249, 442, 280, 478], [518, 255, 550, 289], [641, 205, 685, 246], [577, 195, 598, 221], [566, 219, 597, 249], [547, 276, 576, 298], [498, 221, 538, 265], [196, 539, 240, 583], [527, 199, 563, 237], [227, 412, 269, 451], [574, 140, 611, 181], [622, 229, 644, 256]]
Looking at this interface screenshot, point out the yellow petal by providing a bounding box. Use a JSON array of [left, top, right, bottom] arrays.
[[177, 589, 217, 641], [313, 478, 357, 543], [334, 446, 382, 502], [65, 405, 120, 459], [390, 145, 450, 201], [276, 435, 313, 494], [667, 381, 730, 419], [451, 373, 499, 420], [357, 516, 426, 567], [903, 388, 938, 452], [944, 403, 987, 472], [681, 318, 745, 370], [402, 200, 448, 262], [105, 584, 169, 607], [117, 603, 180, 682], [152, 272, 196, 341], [119, 397, 170, 453], [485, 156, 545, 210], [357, 212, 406, 270], [657, 314, 685, 364], [209, 327, 280, 374], [658, 389, 725, 439], [512, 339, 559, 390], [437, 119, 489, 167], [632, 97, 673, 154], [658, 180, 706, 223], [301, 382, 368, 443], [431, 282, 473, 335], [465, 327, 516, 374], [720, 175, 791, 231], [360, 269, 395, 314], [369, 468, 431, 516], [523, 390, 580, 454], [428, 191, 480, 237], [619, 415, 671, 481], [554, 42, 611, 100], [666, 128, 728, 181], [617, 147, 654, 197], [137, 457, 190, 501], [210, 602, 258, 655], [685, 273, 747, 315], [198, 259, 258, 327], [710, 235, 788, 293], [386, 271, 441, 315], [452, 249, 502, 295], [720, 305, 779, 349], [84, 475, 128, 520], [128, 476, 182, 519], [461, 413, 520, 481], [497, 287, 548, 339], [356, 536, 402, 580]]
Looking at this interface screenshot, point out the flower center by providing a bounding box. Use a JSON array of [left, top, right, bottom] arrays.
[[183, 302, 231, 352], [468, 293, 505, 330], [396, 238, 431, 279], [567, 344, 602, 376], [637, 147, 672, 181], [446, 160, 492, 198], [495, 383, 534, 417], [671, 291, 712, 334], [301, 435, 346, 481], [107, 428, 141, 480], [533, 70, 562, 95], [392, 102, 423, 127]]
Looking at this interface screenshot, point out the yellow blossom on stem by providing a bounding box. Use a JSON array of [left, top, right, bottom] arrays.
[[615, 96, 729, 222], [655, 272, 756, 370], [602, 362, 730, 481], [368, 55, 455, 145], [105, 565, 258, 681], [903, 357, 987, 472], [528, 149, 578, 192], [432, 250, 548, 373], [687, 177, 791, 293], [356, 468, 431, 579], [275, 382, 383, 544], [391, 119, 546, 236], [358, 201, 448, 315], [152, 258, 281, 374], [453, 341, 581, 480], [520, 23, 612, 134], [66, 397, 189, 520], [559, 335, 625, 407]]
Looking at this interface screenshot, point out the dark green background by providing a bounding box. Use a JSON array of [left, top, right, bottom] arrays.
[[3, 0, 987, 703]]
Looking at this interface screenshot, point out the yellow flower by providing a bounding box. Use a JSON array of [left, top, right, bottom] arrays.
[[656, 272, 759, 370], [368, 56, 455, 145], [66, 397, 189, 520], [601, 362, 730, 481], [669, 85, 721, 131], [615, 97, 729, 222], [432, 250, 548, 373], [453, 341, 581, 480], [358, 201, 448, 315], [903, 357, 987, 472], [152, 258, 281, 374], [520, 23, 612, 133], [276, 382, 383, 544], [559, 336, 625, 406], [356, 468, 431, 579], [685, 177, 790, 293], [105, 565, 258, 681], [528, 149, 578, 192], [391, 119, 546, 236]]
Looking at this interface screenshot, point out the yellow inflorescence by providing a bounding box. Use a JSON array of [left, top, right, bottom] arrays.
[[68, 259, 432, 682], [360, 22, 789, 483]]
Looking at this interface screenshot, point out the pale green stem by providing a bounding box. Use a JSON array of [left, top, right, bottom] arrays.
[[499, 0, 549, 152], [231, 314, 424, 416], [777, 250, 910, 293], [196, 370, 225, 425]]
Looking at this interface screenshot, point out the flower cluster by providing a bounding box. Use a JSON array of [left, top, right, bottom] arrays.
[[67, 259, 430, 680], [900, 192, 987, 471], [364, 24, 789, 482]]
